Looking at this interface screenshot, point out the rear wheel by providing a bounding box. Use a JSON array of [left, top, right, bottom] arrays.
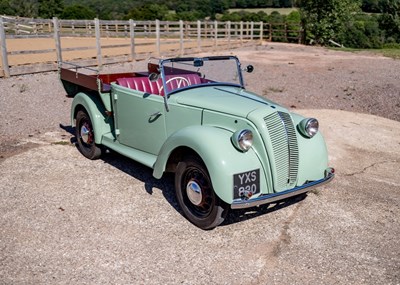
[[175, 156, 228, 230], [75, 110, 102, 160]]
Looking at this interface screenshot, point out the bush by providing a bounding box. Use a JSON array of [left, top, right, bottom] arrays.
[[383, 42, 400, 49], [61, 5, 96, 20], [339, 13, 383, 48]]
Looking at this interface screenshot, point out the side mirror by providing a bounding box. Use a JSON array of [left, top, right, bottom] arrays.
[[148, 72, 160, 82], [245, 65, 254, 73], [194, 58, 204, 67]]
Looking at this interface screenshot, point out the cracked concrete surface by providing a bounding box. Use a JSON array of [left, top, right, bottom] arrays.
[[1, 109, 399, 284]]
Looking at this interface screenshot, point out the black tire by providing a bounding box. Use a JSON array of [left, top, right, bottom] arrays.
[[175, 156, 228, 230], [75, 110, 103, 160]]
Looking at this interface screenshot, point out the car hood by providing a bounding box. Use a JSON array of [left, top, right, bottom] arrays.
[[175, 85, 283, 118]]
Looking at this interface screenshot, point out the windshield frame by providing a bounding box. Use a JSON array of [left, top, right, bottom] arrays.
[[158, 56, 245, 97]]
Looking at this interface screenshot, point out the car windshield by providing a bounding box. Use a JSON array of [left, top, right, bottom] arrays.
[[159, 56, 244, 95]]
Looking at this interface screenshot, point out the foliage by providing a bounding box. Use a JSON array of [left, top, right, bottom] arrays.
[[286, 10, 301, 39], [124, 4, 170, 21], [339, 13, 383, 48], [337, 45, 400, 59], [174, 0, 230, 20], [220, 10, 287, 22], [0, 0, 15, 15], [361, 0, 380, 12], [229, 0, 294, 8], [379, 47, 400, 58], [378, 0, 400, 42], [297, 0, 362, 45], [38, 0, 64, 18], [0, 0, 38, 17], [0, 0, 63, 18], [1, 0, 398, 48], [61, 4, 96, 19]]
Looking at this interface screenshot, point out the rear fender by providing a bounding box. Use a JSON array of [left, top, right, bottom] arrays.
[[153, 126, 267, 204], [71, 92, 113, 144]]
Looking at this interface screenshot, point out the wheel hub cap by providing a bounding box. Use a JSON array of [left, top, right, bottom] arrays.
[[186, 181, 202, 206], [80, 125, 90, 144]]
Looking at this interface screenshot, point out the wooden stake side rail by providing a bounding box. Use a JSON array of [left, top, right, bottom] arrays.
[[0, 17, 303, 78]]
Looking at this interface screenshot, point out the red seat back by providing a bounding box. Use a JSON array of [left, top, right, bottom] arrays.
[[116, 73, 202, 96]]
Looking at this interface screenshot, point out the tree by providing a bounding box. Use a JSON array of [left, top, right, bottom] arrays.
[[378, 0, 400, 42], [339, 13, 383, 48], [124, 4, 170, 20], [0, 0, 13, 15], [61, 4, 96, 19], [361, 0, 380, 12], [7, 0, 38, 17], [297, 0, 361, 45], [38, 0, 64, 18]]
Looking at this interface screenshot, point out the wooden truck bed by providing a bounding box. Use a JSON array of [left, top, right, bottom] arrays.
[[59, 67, 147, 96]]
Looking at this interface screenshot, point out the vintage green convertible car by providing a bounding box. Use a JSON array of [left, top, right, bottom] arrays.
[[60, 56, 334, 229]]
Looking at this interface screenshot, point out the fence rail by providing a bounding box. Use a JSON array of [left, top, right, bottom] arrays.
[[0, 16, 303, 78]]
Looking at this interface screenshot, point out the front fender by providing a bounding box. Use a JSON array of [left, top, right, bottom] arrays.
[[153, 126, 268, 204], [291, 113, 329, 184], [71, 92, 113, 144]]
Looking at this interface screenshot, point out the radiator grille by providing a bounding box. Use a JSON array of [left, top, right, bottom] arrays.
[[264, 111, 299, 191]]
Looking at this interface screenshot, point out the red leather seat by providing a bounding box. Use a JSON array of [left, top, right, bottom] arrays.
[[116, 77, 162, 95], [116, 73, 202, 96]]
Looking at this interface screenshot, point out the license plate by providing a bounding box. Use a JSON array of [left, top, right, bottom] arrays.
[[233, 169, 260, 199]]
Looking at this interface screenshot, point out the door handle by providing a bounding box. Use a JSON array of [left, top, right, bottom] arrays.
[[149, 111, 162, 122]]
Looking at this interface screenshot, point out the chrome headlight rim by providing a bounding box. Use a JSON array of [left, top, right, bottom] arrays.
[[298, 118, 319, 138], [232, 129, 253, 152]]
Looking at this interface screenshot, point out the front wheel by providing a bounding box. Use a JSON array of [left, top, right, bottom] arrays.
[[175, 156, 228, 230], [75, 110, 103, 160]]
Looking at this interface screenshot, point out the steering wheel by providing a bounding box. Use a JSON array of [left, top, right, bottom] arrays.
[[160, 76, 190, 93]]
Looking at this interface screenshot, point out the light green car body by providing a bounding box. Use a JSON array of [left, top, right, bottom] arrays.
[[69, 71, 333, 208]]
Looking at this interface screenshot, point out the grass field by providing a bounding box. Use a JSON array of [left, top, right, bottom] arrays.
[[333, 47, 400, 60], [373, 48, 400, 59], [228, 8, 298, 15]]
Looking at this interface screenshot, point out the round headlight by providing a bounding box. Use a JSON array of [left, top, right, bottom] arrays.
[[298, 118, 319, 138], [232, 129, 253, 152]]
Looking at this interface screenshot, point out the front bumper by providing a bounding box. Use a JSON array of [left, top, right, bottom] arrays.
[[231, 167, 335, 210]]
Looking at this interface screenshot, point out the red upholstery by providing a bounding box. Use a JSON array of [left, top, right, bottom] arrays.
[[116, 77, 162, 95], [116, 73, 202, 96]]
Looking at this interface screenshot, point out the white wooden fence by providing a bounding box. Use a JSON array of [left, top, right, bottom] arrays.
[[0, 16, 302, 77]]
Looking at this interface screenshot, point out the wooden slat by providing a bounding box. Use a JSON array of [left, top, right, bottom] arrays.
[[0, 18, 302, 78]]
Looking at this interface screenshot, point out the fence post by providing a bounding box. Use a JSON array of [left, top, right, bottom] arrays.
[[259, 21, 263, 44], [240, 21, 243, 45], [298, 23, 303, 44], [129, 19, 136, 61], [269, 23, 272, 41], [156, 19, 160, 56], [227, 21, 231, 49], [250, 21, 254, 40], [214, 20, 218, 49], [197, 20, 201, 52], [0, 17, 10, 77], [94, 18, 102, 67], [53, 17, 62, 66], [179, 20, 184, 56], [285, 23, 288, 42]]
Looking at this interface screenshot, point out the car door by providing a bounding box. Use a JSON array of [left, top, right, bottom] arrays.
[[113, 86, 167, 155]]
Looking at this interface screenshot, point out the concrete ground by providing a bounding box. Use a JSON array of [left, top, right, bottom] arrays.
[[1, 109, 399, 284]]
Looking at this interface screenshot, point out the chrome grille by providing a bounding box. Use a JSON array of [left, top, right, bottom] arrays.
[[264, 111, 299, 191]]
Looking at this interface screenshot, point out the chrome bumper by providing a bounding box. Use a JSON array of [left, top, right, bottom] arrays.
[[231, 168, 335, 210]]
